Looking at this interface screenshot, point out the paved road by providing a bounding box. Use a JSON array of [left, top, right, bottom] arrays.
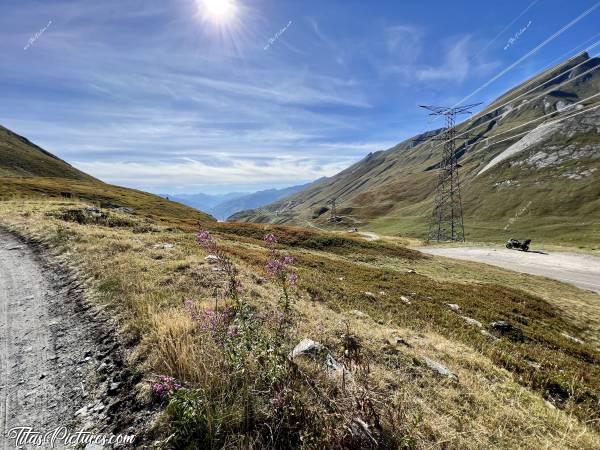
[[420, 247, 600, 293]]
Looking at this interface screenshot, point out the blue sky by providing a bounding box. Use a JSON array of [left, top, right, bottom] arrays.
[[1, 0, 599, 194]]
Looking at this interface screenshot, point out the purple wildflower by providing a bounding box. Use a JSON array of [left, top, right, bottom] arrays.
[[150, 375, 182, 400], [264, 233, 278, 248], [287, 272, 298, 286]]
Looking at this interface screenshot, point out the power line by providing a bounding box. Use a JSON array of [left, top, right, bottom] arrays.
[[478, 102, 600, 154], [473, 0, 541, 60], [451, 1, 600, 110], [426, 50, 600, 151], [477, 91, 600, 145]]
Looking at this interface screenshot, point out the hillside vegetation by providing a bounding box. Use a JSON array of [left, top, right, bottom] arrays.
[[0, 124, 214, 224], [231, 53, 600, 248], [1, 198, 599, 448]]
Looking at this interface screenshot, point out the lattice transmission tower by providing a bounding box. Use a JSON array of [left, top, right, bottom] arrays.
[[418, 103, 481, 242], [329, 198, 338, 222]]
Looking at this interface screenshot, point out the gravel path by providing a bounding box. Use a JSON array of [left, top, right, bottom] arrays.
[[0, 229, 143, 449], [420, 246, 600, 293]]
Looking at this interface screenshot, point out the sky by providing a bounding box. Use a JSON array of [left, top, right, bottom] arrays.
[[1, 0, 599, 194]]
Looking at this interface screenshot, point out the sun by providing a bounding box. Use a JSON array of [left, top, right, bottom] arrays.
[[198, 0, 238, 24]]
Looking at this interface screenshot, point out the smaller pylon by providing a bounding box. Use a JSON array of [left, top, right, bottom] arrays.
[[329, 198, 338, 222]]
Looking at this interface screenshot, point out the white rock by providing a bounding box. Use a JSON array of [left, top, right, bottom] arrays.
[[447, 303, 460, 311], [290, 338, 324, 359], [461, 316, 483, 328], [561, 332, 584, 344], [422, 357, 457, 380]]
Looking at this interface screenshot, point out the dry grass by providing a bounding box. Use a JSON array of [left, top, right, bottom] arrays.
[[1, 198, 599, 449]]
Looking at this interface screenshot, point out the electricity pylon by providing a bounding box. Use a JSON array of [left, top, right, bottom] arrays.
[[418, 103, 481, 242], [329, 198, 338, 222]]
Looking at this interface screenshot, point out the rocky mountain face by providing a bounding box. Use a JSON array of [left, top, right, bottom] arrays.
[[231, 52, 600, 246]]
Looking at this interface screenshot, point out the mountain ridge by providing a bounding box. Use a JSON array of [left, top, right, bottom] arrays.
[[230, 52, 600, 247]]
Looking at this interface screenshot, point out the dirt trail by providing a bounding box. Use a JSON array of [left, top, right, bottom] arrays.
[[0, 229, 142, 448], [420, 246, 600, 293]]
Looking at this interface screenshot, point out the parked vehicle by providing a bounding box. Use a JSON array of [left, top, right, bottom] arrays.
[[506, 238, 531, 251]]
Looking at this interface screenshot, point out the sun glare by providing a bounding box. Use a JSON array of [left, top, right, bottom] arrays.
[[199, 0, 238, 24]]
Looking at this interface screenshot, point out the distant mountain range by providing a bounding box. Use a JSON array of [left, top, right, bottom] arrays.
[[164, 178, 325, 220], [231, 52, 600, 246]]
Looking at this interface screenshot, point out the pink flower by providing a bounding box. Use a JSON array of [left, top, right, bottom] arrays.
[[264, 233, 277, 247], [150, 375, 181, 399], [287, 272, 298, 286]]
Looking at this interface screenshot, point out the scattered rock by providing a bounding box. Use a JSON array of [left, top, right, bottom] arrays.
[[205, 255, 220, 264], [386, 335, 411, 348], [153, 243, 174, 250], [39, 373, 47, 380], [422, 357, 457, 380], [526, 360, 542, 370], [379, 291, 387, 296], [108, 382, 121, 395], [406, 268, 416, 274], [75, 406, 89, 417], [400, 295, 411, 305], [351, 310, 369, 319], [561, 332, 584, 344], [461, 316, 483, 328], [290, 338, 324, 359], [480, 330, 499, 341], [114, 206, 136, 214], [324, 353, 345, 373], [290, 339, 345, 375], [85, 444, 106, 450], [363, 291, 376, 299], [490, 321, 524, 342], [92, 403, 105, 413], [447, 303, 460, 311]]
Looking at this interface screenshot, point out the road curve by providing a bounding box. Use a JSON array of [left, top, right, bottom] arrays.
[[420, 247, 600, 293]]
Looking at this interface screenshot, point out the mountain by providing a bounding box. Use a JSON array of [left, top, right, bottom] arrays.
[[162, 192, 245, 214], [167, 179, 325, 220], [0, 125, 214, 223], [231, 52, 600, 247], [0, 125, 97, 181], [216, 179, 326, 220]]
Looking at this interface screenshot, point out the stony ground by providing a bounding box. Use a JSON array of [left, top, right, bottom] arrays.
[[0, 229, 146, 449]]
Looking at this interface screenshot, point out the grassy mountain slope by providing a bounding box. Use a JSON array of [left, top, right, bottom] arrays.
[[232, 53, 600, 248], [0, 125, 97, 180], [0, 124, 214, 224], [1, 199, 599, 448]]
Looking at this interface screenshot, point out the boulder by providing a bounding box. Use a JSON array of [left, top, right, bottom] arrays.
[[290, 338, 324, 359], [290, 339, 345, 375]]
